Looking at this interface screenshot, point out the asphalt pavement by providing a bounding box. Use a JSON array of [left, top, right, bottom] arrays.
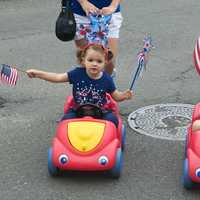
[[0, 0, 200, 200]]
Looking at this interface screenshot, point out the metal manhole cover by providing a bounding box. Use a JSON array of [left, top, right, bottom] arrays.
[[128, 103, 194, 141]]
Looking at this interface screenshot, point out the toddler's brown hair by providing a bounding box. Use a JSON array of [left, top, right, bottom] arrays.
[[76, 43, 113, 65]]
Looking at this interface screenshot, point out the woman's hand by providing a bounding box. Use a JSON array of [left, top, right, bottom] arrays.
[[100, 5, 116, 15], [79, 0, 99, 15]]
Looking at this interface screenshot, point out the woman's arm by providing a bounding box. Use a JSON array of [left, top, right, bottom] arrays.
[[26, 69, 68, 83], [111, 89, 133, 102], [110, 0, 121, 10]]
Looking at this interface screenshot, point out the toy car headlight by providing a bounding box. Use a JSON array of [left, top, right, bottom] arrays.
[[98, 156, 109, 165], [195, 168, 200, 178], [59, 154, 68, 165]]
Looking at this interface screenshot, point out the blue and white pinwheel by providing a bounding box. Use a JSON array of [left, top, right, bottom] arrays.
[[77, 14, 112, 47]]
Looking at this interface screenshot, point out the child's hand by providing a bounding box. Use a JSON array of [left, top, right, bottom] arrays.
[[100, 5, 116, 15], [111, 89, 133, 102], [26, 69, 39, 78], [79, 1, 99, 15], [123, 90, 133, 100]]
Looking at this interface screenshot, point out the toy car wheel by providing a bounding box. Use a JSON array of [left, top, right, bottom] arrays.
[[183, 158, 194, 189], [121, 124, 126, 151], [184, 134, 188, 158], [48, 148, 59, 176], [109, 148, 123, 179]]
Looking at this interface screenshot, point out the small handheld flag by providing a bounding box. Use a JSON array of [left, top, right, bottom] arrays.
[[130, 35, 154, 91], [193, 37, 200, 76], [0, 64, 19, 86]]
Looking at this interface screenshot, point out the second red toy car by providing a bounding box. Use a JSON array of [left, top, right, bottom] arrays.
[[183, 103, 200, 188]]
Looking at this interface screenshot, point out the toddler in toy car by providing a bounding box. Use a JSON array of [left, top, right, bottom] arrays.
[[26, 43, 132, 127]]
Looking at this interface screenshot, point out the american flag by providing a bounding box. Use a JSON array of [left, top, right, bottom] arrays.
[[137, 51, 145, 67], [193, 37, 200, 76], [0, 64, 19, 86], [135, 51, 145, 79], [130, 35, 153, 91]]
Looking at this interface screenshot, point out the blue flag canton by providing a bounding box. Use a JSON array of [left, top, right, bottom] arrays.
[[1, 64, 12, 77]]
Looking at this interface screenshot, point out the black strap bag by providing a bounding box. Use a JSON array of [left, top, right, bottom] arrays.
[[55, 0, 76, 42]]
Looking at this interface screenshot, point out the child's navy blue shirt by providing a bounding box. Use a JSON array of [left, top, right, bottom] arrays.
[[67, 67, 116, 106]]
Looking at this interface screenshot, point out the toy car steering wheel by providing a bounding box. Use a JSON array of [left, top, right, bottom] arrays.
[[75, 103, 103, 119]]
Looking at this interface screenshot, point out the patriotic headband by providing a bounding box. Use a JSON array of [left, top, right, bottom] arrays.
[[80, 43, 113, 61]]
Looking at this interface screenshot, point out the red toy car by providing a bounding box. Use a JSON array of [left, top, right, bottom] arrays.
[[48, 94, 126, 178], [183, 103, 200, 188]]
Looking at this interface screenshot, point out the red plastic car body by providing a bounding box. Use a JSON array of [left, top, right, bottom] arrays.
[[183, 103, 200, 188], [48, 94, 126, 178]]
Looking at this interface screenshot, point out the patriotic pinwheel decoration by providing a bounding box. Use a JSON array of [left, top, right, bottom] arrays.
[[0, 64, 19, 86], [193, 36, 200, 76], [77, 14, 112, 47], [130, 35, 154, 91]]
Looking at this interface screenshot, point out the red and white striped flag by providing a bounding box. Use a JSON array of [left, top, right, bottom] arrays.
[[193, 37, 200, 76], [130, 35, 153, 91], [0, 64, 19, 86], [137, 51, 145, 66]]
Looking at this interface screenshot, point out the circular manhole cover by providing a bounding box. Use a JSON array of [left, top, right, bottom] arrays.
[[128, 103, 194, 141]]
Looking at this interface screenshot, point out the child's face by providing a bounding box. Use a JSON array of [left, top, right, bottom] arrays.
[[83, 49, 106, 77]]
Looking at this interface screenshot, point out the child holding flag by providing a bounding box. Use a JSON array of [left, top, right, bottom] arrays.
[[26, 43, 133, 127]]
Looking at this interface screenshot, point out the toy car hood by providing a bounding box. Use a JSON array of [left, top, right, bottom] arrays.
[[68, 121, 105, 152]]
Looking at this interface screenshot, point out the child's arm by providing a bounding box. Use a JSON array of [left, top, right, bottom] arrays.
[[100, 0, 121, 15], [26, 69, 69, 83], [78, 0, 99, 15], [111, 89, 133, 102]]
